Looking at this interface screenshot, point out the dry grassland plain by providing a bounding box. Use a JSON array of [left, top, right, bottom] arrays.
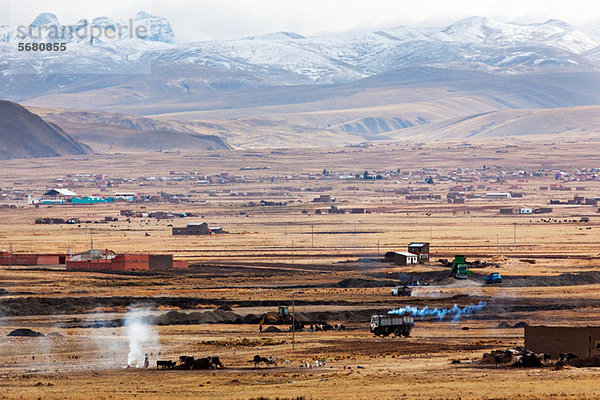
[[2, 140, 600, 399]]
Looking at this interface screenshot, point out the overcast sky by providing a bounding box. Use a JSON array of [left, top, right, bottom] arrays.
[[4, 0, 600, 42]]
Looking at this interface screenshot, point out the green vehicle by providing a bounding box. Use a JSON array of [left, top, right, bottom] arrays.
[[451, 255, 471, 279]]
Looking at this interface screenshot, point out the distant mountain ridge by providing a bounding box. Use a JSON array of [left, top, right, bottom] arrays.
[[0, 101, 91, 160], [0, 13, 598, 85], [0, 15, 599, 150]]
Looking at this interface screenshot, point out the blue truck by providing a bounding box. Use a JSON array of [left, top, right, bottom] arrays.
[[484, 273, 503, 284]]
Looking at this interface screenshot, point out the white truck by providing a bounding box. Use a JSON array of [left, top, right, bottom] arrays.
[[370, 314, 414, 337], [390, 285, 412, 296]]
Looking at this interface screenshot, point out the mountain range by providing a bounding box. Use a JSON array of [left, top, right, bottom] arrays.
[[0, 13, 599, 152]]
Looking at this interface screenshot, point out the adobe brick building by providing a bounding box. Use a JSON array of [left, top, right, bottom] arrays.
[[66, 250, 188, 272], [525, 326, 600, 359], [0, 251, 66, 266]]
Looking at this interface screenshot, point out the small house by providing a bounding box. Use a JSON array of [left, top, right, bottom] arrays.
[[486, 192, 512, 200], [172, 222, 224, 235], [384, 251, 418, 266], [407, 242, 430, 263]]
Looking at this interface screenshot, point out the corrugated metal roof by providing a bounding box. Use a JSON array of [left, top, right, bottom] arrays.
[[45, 188, 78, 196], [393, 251, 418, 257]]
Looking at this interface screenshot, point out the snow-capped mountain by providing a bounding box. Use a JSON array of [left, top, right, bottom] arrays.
[[0, 13, 598, 84]]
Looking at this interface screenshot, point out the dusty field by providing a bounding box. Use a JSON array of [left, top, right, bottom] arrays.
[[2, 141, 600, 398]]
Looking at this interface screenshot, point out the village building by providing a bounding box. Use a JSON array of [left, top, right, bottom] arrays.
[[66, 249, 188, 272], [407, 242, 430, 263], [384, 251, 418, 266], [525, 326, 600, 359], [172, 222, 223, 235], [0, 251, 66, 266], [43, 188, 78, 199], [486, 192, 512, 200], [313, 194, 334, 203], [114, 192, 136, 201]]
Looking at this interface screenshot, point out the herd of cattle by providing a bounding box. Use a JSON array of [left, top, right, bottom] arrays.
[[157, 356, 223, 370], [156, 355, 287, 370]]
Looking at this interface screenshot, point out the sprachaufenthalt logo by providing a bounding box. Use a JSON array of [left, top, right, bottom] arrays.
[[7, 11, 154, 75]]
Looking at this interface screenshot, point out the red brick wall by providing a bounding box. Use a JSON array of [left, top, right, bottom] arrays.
[[66, 259, 113, 271], [0, 253, 63, 266], [37, 255, 60, 265], [112, 254, 149, 271], [172, 260, 189, 269]]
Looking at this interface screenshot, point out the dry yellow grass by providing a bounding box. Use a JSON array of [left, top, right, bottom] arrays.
[[2, 141, 600, 399]]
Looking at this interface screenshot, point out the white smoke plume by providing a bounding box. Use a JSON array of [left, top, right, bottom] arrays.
[[124, 308, 160, 368], [388, 301, 487, 322], [85, 310, 128, 370]]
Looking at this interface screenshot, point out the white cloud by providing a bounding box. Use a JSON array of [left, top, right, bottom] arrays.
[[1, 1, 10, 25], [6, 0, 600, 42]]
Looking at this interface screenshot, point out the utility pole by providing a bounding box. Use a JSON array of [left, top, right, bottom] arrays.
[[377, 240, 380, 257], [311, 225, 314, 248], [496, 234, 499, 254], [90, 227, 94, 250], [292, 293, 295, 350], [291, 239, 294, 264], [513, 223, 516, 245]]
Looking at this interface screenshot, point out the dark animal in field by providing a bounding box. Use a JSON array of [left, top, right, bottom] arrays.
[[194, 356, 223, 370], [174, 355, 223, 370], [179, 355, 195, 365], [253, 355, 277, 367], [156, 360, 176, 369]]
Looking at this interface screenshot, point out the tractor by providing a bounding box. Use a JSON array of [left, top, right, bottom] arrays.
[[259, 306, 304, 331]]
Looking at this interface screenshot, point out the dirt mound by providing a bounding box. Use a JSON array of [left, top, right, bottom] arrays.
[[496, 321, 511, 328], [155, 308, 381, 327], [331, 278, 397, 288], [216, 305, 233, 311], [0, 288, 7, 296], [156, 310, 244, 325], [263, 326, 282, 333], [513, 321, 529, 328], [7, 328, 45, 337], [502, 271, 600, 287], [0, 295, 355, 317]]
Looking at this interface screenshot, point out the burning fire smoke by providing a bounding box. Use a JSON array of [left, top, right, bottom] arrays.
[[388, 301, 487, 322], [124, 309, 159, 368]]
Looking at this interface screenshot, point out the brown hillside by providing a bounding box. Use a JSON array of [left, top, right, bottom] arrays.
[[0, 100, 91, 160]]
